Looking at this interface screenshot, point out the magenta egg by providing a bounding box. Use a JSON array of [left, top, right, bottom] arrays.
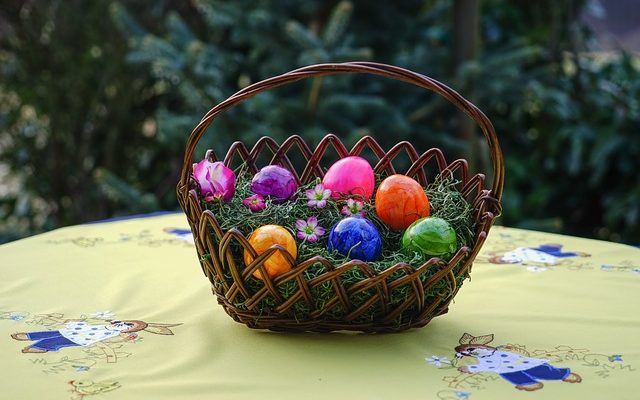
[[322, 156, 375, 200]]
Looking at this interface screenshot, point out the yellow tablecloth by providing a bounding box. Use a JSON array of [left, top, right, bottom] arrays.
[[1, 213, 639, 399]]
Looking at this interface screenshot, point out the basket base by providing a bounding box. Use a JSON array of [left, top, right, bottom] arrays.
[[211, 286, 449, 333]]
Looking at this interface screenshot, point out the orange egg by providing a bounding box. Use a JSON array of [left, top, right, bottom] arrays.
[[375, 174, 430, 231], [243, 225, 297, 280]]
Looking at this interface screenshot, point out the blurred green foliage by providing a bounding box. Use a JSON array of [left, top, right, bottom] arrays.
[[0, 0, 638, 244]]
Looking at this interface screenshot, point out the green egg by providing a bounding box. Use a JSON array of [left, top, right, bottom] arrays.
[[401, 217, 457, 259]]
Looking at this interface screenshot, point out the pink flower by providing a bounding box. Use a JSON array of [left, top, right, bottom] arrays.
[[242, 194, 266, 212], [341, 198, 365, 217], [192, 159, 236, 202], [295, 216, 326, 243], [305, 184, 332, 208]]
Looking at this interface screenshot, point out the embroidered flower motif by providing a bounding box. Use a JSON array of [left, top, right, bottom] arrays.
[[455, 392, 472, 399], [632, 268, 640, 274], [125, 333, 139, 342], [526, 266, 547, 273], [295, 216, 325, 243], [425, 355, 451, 368], [9, 313, 26, 321], [305, 184, 332, 208], [341, 198, 365, 217], [92, 311, 114, 319], [242, 194, 266, 212], [609, 355, 623, 362]]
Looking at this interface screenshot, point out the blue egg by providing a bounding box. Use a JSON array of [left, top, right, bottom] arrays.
[[328, 217, 382, 262]]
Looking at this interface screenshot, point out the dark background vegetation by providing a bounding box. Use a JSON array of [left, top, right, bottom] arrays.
[[1, 0, 638, 244]]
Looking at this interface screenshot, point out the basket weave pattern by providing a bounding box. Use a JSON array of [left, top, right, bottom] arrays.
[[177, 62, 504, 333]]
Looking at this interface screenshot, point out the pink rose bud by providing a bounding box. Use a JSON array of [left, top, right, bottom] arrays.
[[250, 165, 298, 203], [192, 159, 236, 202]]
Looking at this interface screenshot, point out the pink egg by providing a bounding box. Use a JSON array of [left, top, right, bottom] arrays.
[[322, 156, 375, 200]]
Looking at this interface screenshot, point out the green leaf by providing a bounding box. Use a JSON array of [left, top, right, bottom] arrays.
[[166, 12, 195, 48], [285, 21, 322, 50], [322, 1, 353, 48], [109, 3, 146, 40], [194, 0, 238, 31]]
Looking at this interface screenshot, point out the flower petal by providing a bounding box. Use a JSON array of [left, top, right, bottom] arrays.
[[193, 159, 236, 202], [305, 188, 316, 199], [295, 219, 307, 230], [193, 160, 214, 195]]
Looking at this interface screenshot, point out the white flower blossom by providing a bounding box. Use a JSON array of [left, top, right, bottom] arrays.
[[425, 355, 451, 368], [92, 311, 114, 319]]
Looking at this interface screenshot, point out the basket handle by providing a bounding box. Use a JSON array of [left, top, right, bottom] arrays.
[[178, 61, 504, 203]]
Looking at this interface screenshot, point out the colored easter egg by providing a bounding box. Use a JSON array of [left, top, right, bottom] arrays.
[[401, 217, 457, 259], [328, 217, 382, 262], [244, 225, 298, 280], [322, 156, 375, 200], [375, 174, 430, 231], [251, 165, 298, 203]]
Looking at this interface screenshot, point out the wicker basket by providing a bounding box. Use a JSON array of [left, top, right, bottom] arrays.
[[176, 62, 504, 333]]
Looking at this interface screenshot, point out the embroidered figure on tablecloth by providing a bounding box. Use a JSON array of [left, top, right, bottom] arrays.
[[488, 243, 590, 266], [426, 331, 634, 397], [4, 310, 182, 399], [455, 333, 581, 391], [4, 311, 182, 372], [11, 319, 179, 354]]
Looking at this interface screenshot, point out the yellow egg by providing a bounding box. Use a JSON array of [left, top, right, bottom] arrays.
[[243, 225, 297, 280]]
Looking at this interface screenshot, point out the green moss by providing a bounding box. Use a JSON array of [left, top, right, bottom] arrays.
[[206, 171, 476, 322]]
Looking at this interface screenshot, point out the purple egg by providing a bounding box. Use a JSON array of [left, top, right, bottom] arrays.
[[328, 217, 382, 262], [251, 165, 298, 202]]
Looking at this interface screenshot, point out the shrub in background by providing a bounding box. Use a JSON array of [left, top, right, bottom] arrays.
[[0, 0, 638, 243]]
